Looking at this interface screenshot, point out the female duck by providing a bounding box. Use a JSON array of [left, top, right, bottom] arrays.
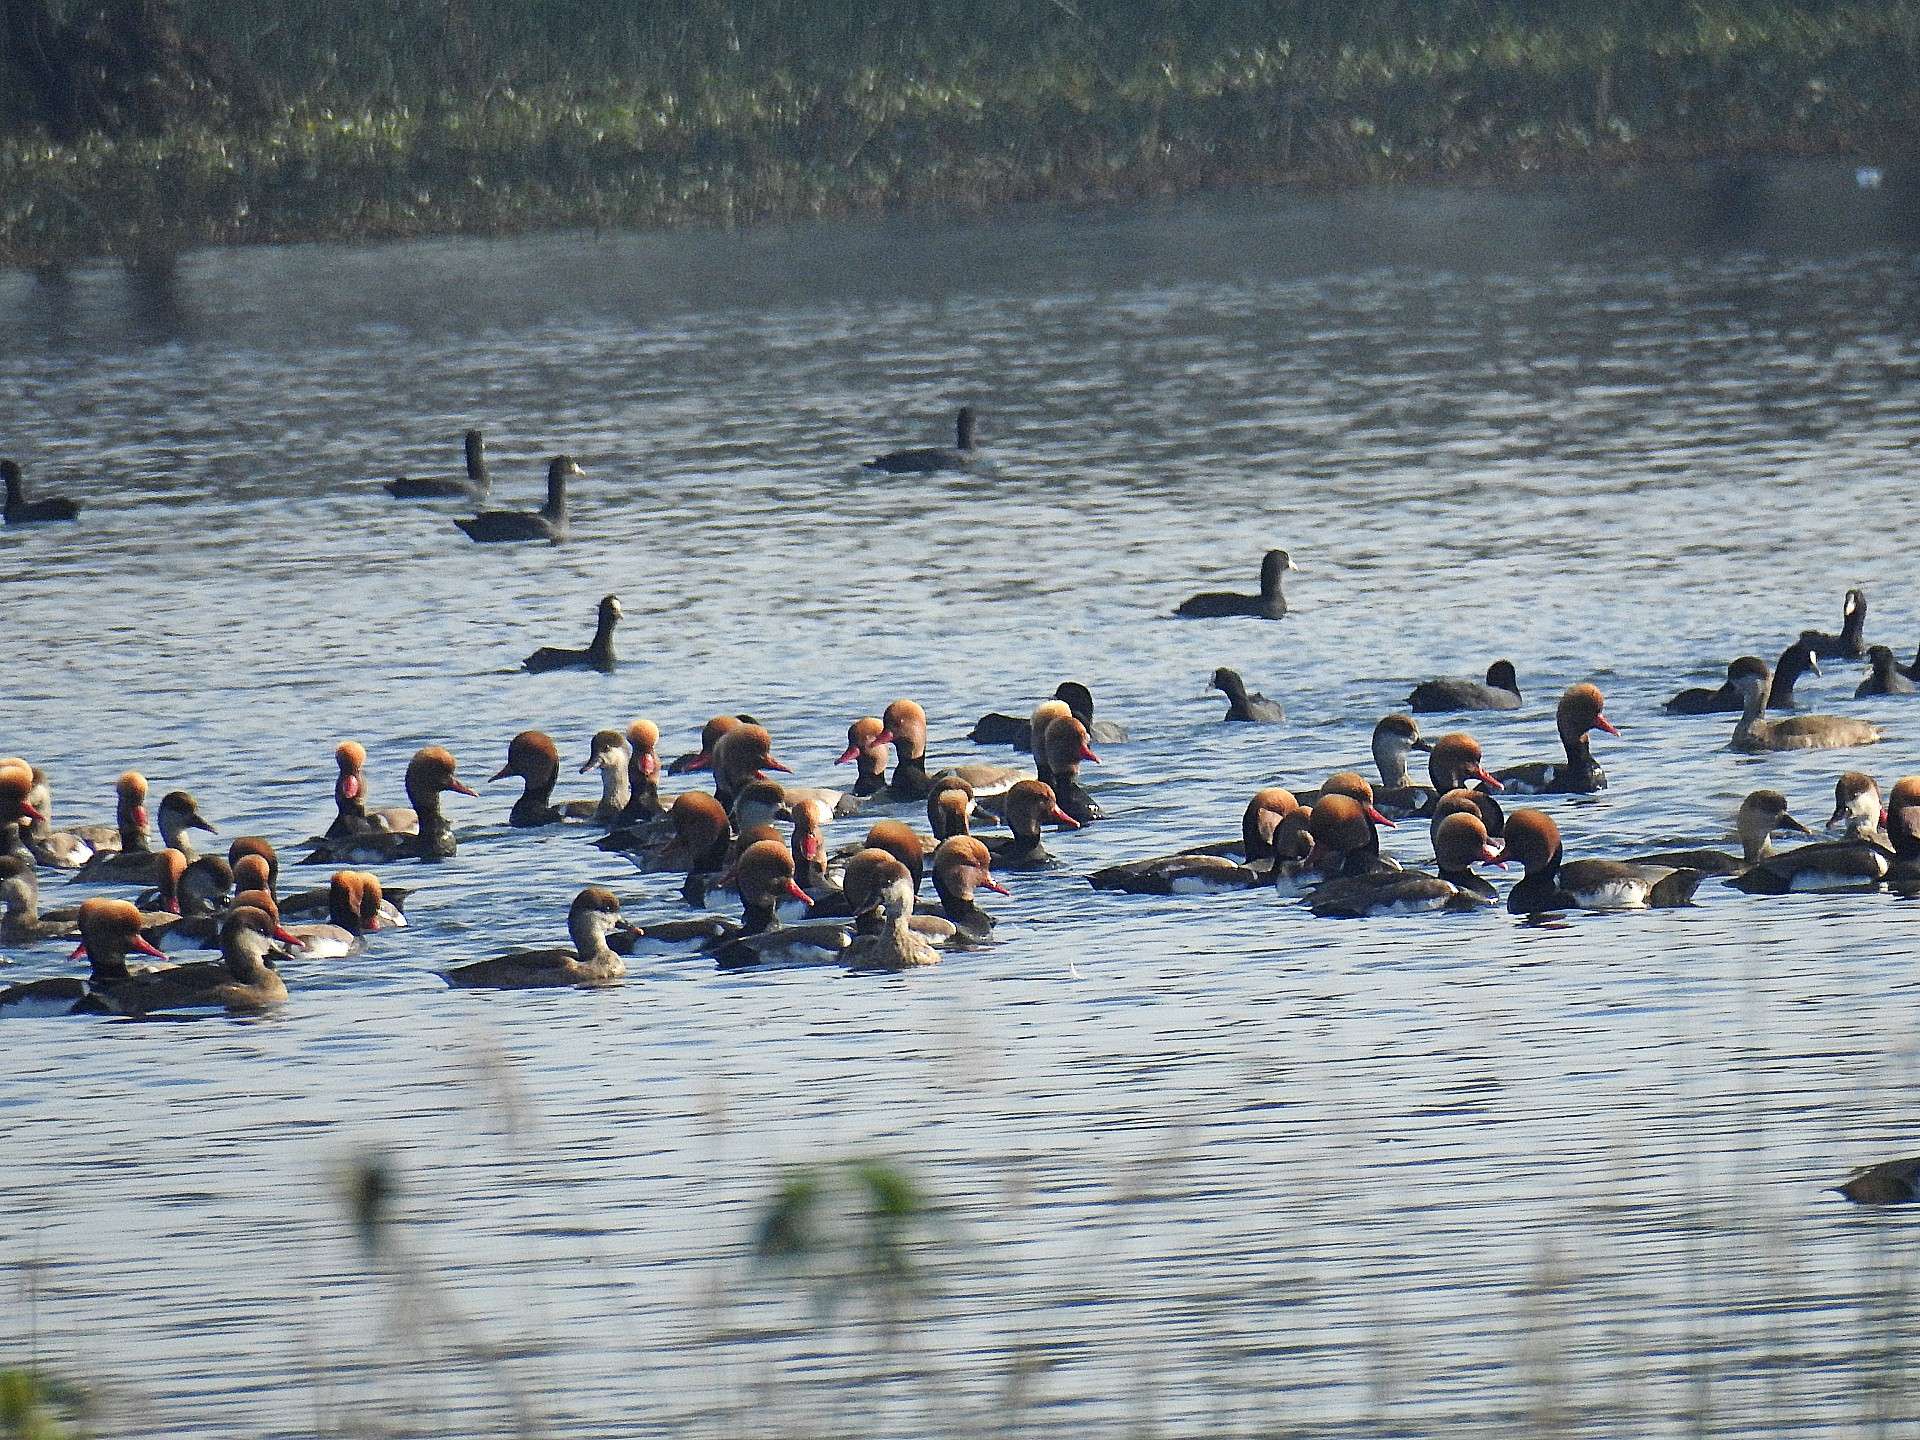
[[1628, 790, 1813, 876], [1726, 657, 1881, 751], [845, 855, 943, 970], [445, 888, 635, 988]]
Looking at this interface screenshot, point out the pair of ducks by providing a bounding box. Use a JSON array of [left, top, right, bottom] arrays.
[[384, 431, 583, 543], [302, 744, 478, 863], [0, 898, 296, 1016], [0, 762, 220, 882]]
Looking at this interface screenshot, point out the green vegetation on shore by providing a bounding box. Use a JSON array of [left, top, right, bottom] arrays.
[[2, 1, 1916, 266]]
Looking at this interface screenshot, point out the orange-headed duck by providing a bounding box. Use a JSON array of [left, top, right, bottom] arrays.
[[1503, 809, 1701, 913], [1307, 812, 1502, 917], [1, 897, 169, 1016], [1494, 684, 1618, 794], [302, 747, 475, 863]]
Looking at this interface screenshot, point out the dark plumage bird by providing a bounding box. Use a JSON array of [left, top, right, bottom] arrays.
[[1856, 645, 1916, 698], [1, 459, 79, 524], [968, 681, 1128, 748], [456, 455, 580, 543], [1174, 549, 1296, 619], [1833, 1156, 1920, 1205], [1208, 667, 1284, 723], [1804, 587, 1867, 660], [1408, 660, 1521, 713], [387, 428, 489, 499], [523, 594, 621, 674], [1666, 635, 1820, 714], [864, 405, 977, 473]]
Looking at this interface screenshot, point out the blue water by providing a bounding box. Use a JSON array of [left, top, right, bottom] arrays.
[[3, 161, 1920, 1437]]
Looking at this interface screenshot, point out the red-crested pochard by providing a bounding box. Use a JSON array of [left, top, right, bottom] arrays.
[[444, 887, 634, 988]]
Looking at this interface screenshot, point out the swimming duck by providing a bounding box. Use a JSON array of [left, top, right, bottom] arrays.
[[666, 714, 748, 775], [1502, 809, 1701, 913], [981, 781, 1079, 868], [490, 731, 565, 827], [1306, 812, 1502, 917], [1804, 588, 1867, 660], [927, 837, 1007, 942], [564, 729, 631, 824], [1407, 660, 1521, 713], [1727, 657, 1881, 752], [927, 777, 976, 840], [455, 454, 581, 543], [1666, 635, 1821, 714], [1036, 716, 1103, 824], [1493, 684, 1618, 795], [864, 405, 977, 473], [1174, 549, 1296, 619], [280, 872, 388, 958], [1725, 814, 1893, 892], [844, 855, 943, 971], [1833, 1156, 1920, 1206], [1, 459, 78, 524], [0, 898, 170, 1016], [1828, 772, 1885, 839], [322, 742, 373, 838], [74, 789, 216, 881], [523, 594, 621, 674], [9, 764, 97, 868], [615, 720, 665, 822], [619, 791, 732, 874], [85, 903, 294, 1016], [709, 724, 794, 811], [836, 717, 893, 797], [444, 887, 634, 988], [968, 681, 1127, 748], [387, 428, 488, 500], [300, 747, 476, 863], [1627, 790, 1813, 875], [1209, 667, 1284, 723], [878, 699, 933, 799], [712, 841, 855, 968], [1856, 645, 1915, 698]]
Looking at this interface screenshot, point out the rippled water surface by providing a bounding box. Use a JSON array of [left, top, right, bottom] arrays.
[[5, 163, 1920, 1438]]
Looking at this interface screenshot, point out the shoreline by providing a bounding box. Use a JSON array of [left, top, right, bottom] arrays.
[[3, 4, 1914, 269]]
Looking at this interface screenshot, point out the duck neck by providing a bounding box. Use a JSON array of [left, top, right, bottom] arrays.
[[1740, 828, 1775, 865], [588, 612, 617, 667], [620, 764, 661, 820], [852, 753, 888, 796], [741, 897, 779, 936], [567, 912, 616, 966], [465, 434, 489, 494], [1732, 680, 1768, 743], [510, 765, 558, 824], [158, 811, 199, 862], [118, 794, 150, 852], [1842, 600, 1865, 649], [87, 939, 135, 983], [890, 753, 929, 794], [543, 474, 567, 519], [1219, 673, 1250, 715], [1, 879, 39, 933], [1773, 647, 1810, 703], [1374, 738, 1413, 788], [598, 760, 631, 815], [3, 470, 22, 509], [933, 873, 992, 934]]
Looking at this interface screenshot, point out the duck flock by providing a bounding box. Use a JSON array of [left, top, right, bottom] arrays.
[[6, 412, 1920, 1200]]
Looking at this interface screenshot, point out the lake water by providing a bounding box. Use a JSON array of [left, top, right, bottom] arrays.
[[4, 160, 1920, 1438]]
